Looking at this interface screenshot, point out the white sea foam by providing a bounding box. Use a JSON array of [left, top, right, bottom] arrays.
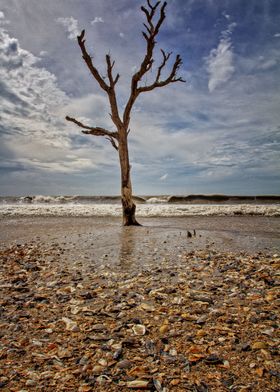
[[145, 197, 169, 204], [0, 204, 279, 217], [19, 195, 78, 204]]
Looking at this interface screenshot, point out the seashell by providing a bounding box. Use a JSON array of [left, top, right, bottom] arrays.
[[132, 324, 146, 336]]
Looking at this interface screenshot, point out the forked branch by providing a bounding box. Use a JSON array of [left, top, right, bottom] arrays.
[[77, 30, 122, 129], [138, 53, 185, 93], [77, 30, 109, 93], [106, 55, 120, 87]]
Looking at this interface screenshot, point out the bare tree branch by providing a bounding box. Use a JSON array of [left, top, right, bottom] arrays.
[[77, 30, 109, 92], [106, 54, 120, 87], [106, 136, 119, 151], [123, 0, 185, 129], [65, 116, 118, 138], [77, 31, 122, 129], [137, 53, 186, 93]]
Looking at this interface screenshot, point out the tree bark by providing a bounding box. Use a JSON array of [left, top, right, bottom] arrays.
[[118, 131, 141, 226]]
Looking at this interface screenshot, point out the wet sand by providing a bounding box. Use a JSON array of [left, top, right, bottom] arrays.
[[1, 215, 280, 275]]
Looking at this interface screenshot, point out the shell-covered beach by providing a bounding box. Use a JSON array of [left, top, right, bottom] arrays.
[[0, 215, 279, 391]]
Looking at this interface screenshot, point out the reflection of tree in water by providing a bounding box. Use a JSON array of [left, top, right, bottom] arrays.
[[118, 227, 137, 264]]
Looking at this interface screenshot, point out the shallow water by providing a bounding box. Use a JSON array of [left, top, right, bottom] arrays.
[[1, 216, 279, 273]]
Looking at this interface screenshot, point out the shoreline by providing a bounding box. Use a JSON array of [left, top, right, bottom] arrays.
[[1, 216, 280, 256]]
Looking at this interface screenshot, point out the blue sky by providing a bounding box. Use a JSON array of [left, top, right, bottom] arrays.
[[0, 0, 279, 196]]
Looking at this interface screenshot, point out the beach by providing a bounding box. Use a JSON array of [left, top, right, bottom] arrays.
[[0, 215, 279, 391]]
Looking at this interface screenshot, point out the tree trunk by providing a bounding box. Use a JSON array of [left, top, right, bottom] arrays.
[[118, 132, 141, 226]]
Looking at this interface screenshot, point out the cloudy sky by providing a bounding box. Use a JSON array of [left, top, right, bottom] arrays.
[[0, 0, 279, 196]]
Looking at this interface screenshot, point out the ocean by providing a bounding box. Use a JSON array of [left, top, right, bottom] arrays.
[[0, 195, 279, 217]]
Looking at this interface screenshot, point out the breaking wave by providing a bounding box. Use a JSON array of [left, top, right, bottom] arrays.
[[0, 203, 279, 217], [0, 194, 279, 205], [0, 194, 279, 218]]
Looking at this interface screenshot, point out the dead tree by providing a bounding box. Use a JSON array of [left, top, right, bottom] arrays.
[[66, 0, 185, 225]]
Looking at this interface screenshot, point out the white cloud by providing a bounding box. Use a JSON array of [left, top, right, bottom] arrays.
[[0, 10, 9, 25], [274, 33, 280, 38], [222, 12, 230, 20], [159, 173, 168, 181], [0, 27, 103, 174], [206, 23, 236, 92], [221, 22, 237, 39], [257, 58, 277, 70], [119, 32, 124, 38], [56, 17, 79, 40], [91, 17, 104, 25]]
